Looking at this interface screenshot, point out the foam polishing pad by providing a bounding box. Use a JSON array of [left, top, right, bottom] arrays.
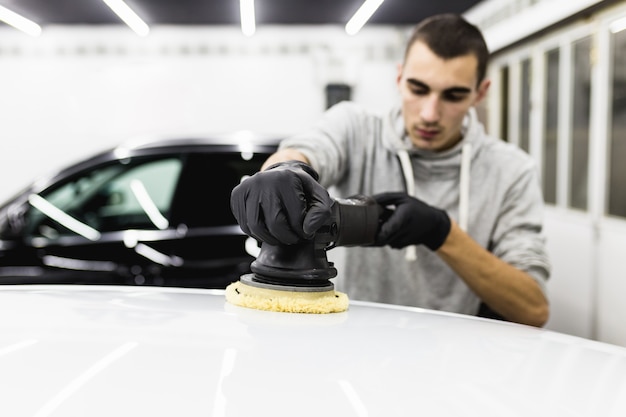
[[225, 280, 349, 314]]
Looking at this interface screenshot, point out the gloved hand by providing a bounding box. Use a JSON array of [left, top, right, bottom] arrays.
[[230, 160, 333, 246], [373, 192, 451, 251]]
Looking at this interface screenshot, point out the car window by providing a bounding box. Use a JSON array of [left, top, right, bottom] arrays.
[[26, 157, 183, 238]]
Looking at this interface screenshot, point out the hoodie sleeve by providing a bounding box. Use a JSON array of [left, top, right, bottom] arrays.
[[489, 158, 552, 293]]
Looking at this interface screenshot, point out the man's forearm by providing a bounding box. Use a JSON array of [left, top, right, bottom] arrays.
[[436, 220, 549, 327]]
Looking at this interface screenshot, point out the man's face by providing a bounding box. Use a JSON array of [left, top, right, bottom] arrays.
[[397, 40, 490, 152]]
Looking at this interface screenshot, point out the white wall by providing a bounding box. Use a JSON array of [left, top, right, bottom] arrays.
[[544, 211, 626, 348], [0, 25, 404, 202], [596, 219, 626, 346], [543, 209, 596, 339]]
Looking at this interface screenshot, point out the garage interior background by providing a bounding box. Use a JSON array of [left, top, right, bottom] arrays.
[[2, 0, 626, 347], [0, 24, 402, 187]]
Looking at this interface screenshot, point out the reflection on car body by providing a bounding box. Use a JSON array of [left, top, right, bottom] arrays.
[[0, 135, 279, 288]]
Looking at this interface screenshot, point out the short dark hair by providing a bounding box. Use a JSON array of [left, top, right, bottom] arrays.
[[403, 14, 490, 85]]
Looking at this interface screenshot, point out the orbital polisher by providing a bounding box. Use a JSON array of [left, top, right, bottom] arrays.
[[225, 195, 383, 313]]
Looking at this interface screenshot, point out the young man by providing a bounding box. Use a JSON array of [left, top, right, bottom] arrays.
[[231, 14, 550, 327]]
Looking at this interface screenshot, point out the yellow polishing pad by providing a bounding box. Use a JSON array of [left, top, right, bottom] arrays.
[[225, 280, 349, 314]]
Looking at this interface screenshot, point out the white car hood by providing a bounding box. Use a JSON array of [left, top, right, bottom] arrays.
[[0, 285, 625, 417]]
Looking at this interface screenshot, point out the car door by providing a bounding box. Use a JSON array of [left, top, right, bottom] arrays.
[[154, 149, 272, 288]]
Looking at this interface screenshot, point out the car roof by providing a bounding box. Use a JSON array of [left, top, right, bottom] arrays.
[[114, 132, 282, 153], [1, 284, 625, 417], [20, 133, 280, 197]]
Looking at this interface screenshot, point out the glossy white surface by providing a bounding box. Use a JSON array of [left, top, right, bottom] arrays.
[[0, 285, 625, 417]]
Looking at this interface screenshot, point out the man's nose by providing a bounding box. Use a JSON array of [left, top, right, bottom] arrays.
[[420, 95, 440, 123]]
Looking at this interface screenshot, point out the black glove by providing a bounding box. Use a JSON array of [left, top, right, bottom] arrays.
[[373, 192, 451, 251], [230, 160, 333, 246]]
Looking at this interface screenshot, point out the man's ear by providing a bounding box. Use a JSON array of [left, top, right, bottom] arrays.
[[396, 62, 403, 88], [474, 78, 491, 105]]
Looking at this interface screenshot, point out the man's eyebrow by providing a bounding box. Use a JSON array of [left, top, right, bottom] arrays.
[[406, 78, 472, 95], [407, 78, 429, 90]]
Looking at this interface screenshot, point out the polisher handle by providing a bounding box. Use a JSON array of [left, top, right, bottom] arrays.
[[319, 195, 383, 247]]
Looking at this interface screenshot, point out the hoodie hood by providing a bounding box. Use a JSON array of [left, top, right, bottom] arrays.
[[383, 105, 486, 180]]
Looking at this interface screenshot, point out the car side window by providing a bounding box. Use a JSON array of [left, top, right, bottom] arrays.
[[26, 157, 183, 238]]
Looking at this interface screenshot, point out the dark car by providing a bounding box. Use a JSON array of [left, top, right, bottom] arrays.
[[0, 134, 279, 288]]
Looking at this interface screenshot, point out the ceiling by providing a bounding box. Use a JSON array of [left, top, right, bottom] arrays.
[[0, 0, 484, 27]]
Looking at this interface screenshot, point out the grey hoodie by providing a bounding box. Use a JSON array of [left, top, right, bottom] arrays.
[[279, 101, 550, 316]]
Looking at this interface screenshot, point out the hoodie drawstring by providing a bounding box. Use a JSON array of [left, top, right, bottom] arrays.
[[396, 143, 471, 261], [459, 143, 472, 231], [397, 149, 418, 261]]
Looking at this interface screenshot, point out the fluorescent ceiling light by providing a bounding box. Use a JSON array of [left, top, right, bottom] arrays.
[[345, 0, 384, 35], [0, 5, 42, 37], [240, 0, 256, 36], [101, 0, 150, 36]]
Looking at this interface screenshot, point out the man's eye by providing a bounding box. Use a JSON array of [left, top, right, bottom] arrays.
[[410, 88, 428, 96], [444, 93, 466, 102]]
